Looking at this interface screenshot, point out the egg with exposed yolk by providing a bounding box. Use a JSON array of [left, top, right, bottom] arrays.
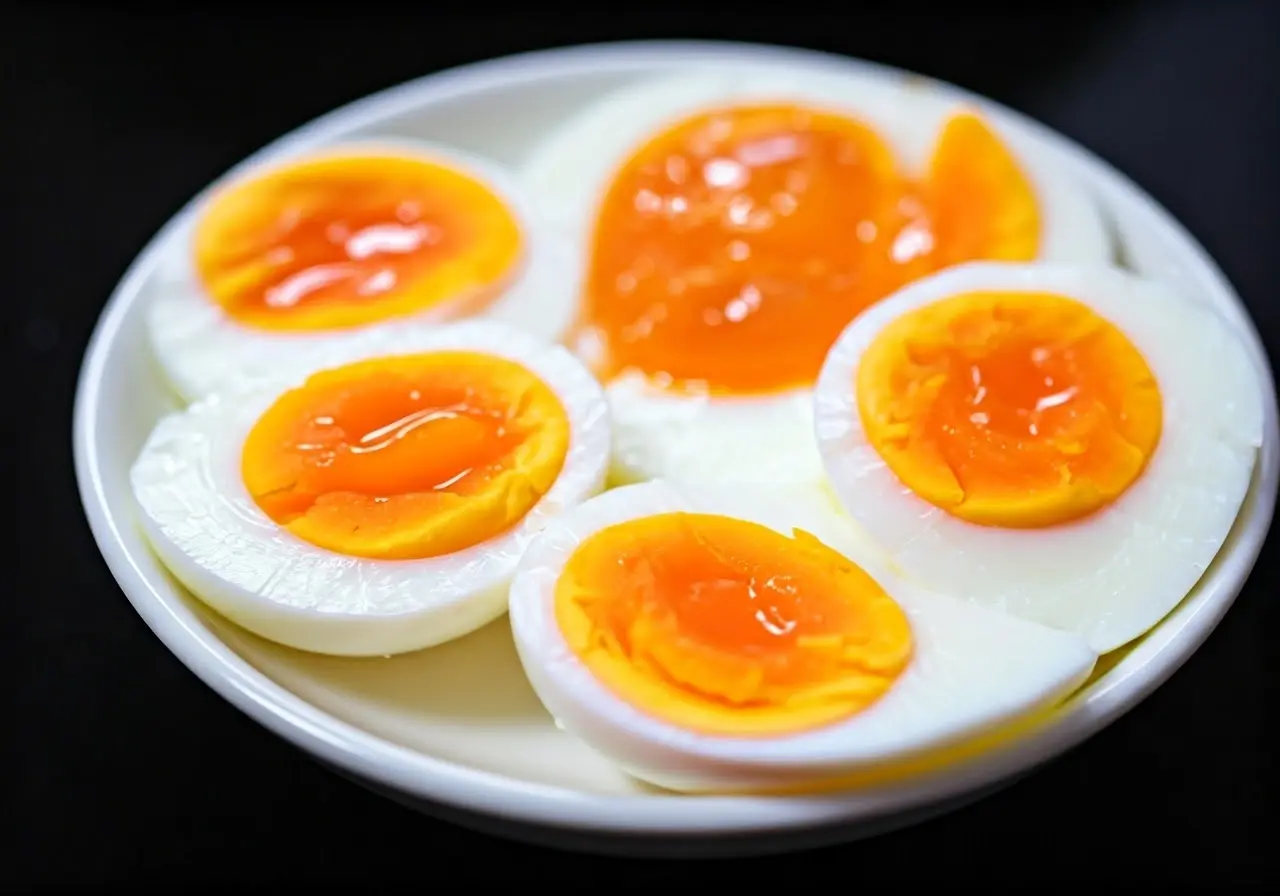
[[813, 261, 1265, 654], [130, 321, 610, 656], [509, 481, 1097, 793], [149, 141, 577, 402], [520, 69, 1113, 487]]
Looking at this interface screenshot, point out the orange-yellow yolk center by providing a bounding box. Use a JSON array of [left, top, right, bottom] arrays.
[[555, 512, 913, 736], [195, 153, 523, 331], [857, 290, 1163, 528], [580, 105, 1037, 394], [241, 351, 569, 560]]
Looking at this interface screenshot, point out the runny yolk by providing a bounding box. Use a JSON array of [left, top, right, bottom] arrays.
[[555, 512, 913, 736], [579, 105, 1038, 394], [857, 290, 1163, 528], [241, 351, 569, 560], [195, 153, 523, 332]]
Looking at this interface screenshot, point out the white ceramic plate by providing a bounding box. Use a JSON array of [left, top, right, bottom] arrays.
[[74, 41, 1278, 857]]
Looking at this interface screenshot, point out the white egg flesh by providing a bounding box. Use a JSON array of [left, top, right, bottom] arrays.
[[148, 141, 578, 403], [508, 480, 1097, 794], [131, 321, 610, 657], [521, 68, 1114, 487], [814, 261, 1265, 654]]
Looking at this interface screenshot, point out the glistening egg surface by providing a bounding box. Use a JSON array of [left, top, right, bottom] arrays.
[[131, 321, 610, 657], [521, 69, 1113, 486], [509, 481, 1097, 794], [814, 261, 1265, 654], [149, 141, 578, 402]]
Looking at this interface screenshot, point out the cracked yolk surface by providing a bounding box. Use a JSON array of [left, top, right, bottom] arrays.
[[241, 351, 569, 560], [580, 105, 1037, 394], [195, 153, 523, 331], [857, 290, 1162, 528], [555, 512, 913, 736]]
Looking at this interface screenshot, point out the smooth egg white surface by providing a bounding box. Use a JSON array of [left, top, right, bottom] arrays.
[[130, 321, 610, 657], [508, 480, 1097, 794], [521, 69, 1115, 487], [814, 261, 1266, 655], [149, 140, 579, 403]]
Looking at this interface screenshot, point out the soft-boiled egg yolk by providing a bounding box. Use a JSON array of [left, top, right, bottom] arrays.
[[554, 512, 914, 736], [195, 154, 523, 332], [580, 105, 1037, 394], [857, 290, 1163, 528], [241, 351, 569, 560]]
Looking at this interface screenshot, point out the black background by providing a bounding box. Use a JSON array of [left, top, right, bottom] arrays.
[[6, 2, 1278, 887]]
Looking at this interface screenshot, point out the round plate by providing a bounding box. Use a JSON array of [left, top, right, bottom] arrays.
[[73, 40, 1278, 857]]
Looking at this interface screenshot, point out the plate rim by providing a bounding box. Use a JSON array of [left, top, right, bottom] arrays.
[[73, 39, 1279, 839]]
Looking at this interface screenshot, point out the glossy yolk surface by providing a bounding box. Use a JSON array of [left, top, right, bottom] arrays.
[[580, 105, 1037, 394], [857, 290, 1162, 528], [555, 512, 913, 736], [195, 153, 523, 331], [241, 351, 569, 560]]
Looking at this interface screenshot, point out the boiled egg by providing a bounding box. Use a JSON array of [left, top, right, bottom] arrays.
[[520, 69, 1113, 486], [814, 261, 1265, 654], [131, 320, 610, 656], [149, 141, 577, 402], [509, 480, 1097, 793]]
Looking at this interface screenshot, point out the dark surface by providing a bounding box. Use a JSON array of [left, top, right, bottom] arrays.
[[6, 3, 1278, 886]]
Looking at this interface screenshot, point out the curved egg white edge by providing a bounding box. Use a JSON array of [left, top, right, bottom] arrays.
[[813, 260, 1266, 655], [508, 480, 1097, 792], [129, 320, 611, 657], [147, 138, 580, 404], [519, 66, 1113, 266]]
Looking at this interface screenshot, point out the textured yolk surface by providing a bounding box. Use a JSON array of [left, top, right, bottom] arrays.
[[857, 290, 1162, 528], [580, 106, 1037, 394], [555, 512, 913, 736], [195, 154, 523, 331], [241, 351, 569, 560]]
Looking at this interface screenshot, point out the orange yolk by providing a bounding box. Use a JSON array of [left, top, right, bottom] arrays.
[[195, 153, 523, 331], [857, 290, 1163, 528], [580, 105, 1038, 394], [241, 351, 569, 560], [555, 513, 913, 736]]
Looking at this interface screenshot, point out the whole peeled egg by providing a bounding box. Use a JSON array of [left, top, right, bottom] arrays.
[[148, 141, 577, 402], [520, 67, 1114, 488]]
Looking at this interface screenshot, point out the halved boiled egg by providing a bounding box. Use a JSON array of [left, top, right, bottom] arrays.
[[149, 141, 576, 402], [521, 69, 1113, 486], [131, 321, 609, 656], [814, 261, 1265, 654], [509, 480, 1097, 793]]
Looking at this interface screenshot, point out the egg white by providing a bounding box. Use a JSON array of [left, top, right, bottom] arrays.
[[148, 140, 579, 403], [508, 480, 1097, 794], [520, 68, 1114, 487], [130, 320, 610, 657], [814, 261, 1265, 655]]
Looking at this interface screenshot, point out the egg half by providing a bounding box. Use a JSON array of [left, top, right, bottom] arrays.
[[509, 480, 1097, 793], [521, 68, 1113, 487], [814, 261, 1265, 654], [131, 320, 610, 656], [149, 141, 577, 402]]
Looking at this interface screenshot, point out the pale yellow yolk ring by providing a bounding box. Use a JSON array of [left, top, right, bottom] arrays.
[[195, 153, 523, 332], [554, 512, 914, 737], [857, 290, 1163, 528], [241, 351, 570, 560]]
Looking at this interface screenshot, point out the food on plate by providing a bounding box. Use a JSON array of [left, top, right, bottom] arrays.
[[149, 142, 577, 401], [813, 260, 1265, 653], [130, 321, 610, 656], [509, 480, 1097, 793]]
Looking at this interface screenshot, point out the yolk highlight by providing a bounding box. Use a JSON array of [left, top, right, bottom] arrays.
[[857, 290, 1162, 528], [580, 105, 1037, 394], [241, 351, 569, 560], [195, 153, 523, 331], [555, 513, 913, 736]]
